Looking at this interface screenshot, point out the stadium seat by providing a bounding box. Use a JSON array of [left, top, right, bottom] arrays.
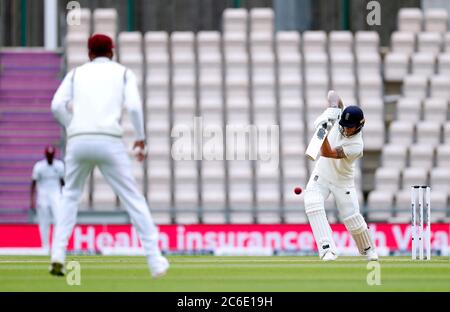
[[330, 52, 354, 77], [362, 120, 384, 151], [445, 122, 450, 143], [402, 167, 428, 190], [199, 79, 223, 111], [411, 52, 436, 77], [223, 32, 247, 59], [173, 163, 199, 209], [358, 75, 382, 99], [202, 161, 226, 210], [172, 79, 196, 110], [256, 164, 280, 208], [329, 31, 353, 53], [198, 31, 222, 82], [429, 191, 449, 221], [374, 167, 401, 190], [92, 182, 119, 210], [66, 32, 90, 70], [417, 32, 443, 55], [391, 31, 416, 55], [430, 168, 450, 194], [250, 8, 274, 34], [276, 31, 301, 58], [423, 97, 447, 122], [445, 33, 450, 52], [331, 74, 356, 102], [359, 97, 383, 120], [147, 131, 171, 156], [223, 8, 248, 34], [279, 76, 303, 103], [436, 144, 450, 167], [118, 32, 144, 85], [394, 190, 415, 222], [278, 54, 302, 82], [382, 144, 408, 168], [145, 33, 169, 85], [409, 144, 435, 169], [303, 31, 327, 53], [396, 97, 422, 121], [171, 32, 195, 82], [304, 52, 328, 77], [282, 134, 305, 158], [197, 31, 221, 57], [146, 78, 169, 107], [398, 8, 423, 33], [225, 54, 249, 84], [356, 52, 381, 77], [366, 190, 394, 221], [389, 120, 415, 145], [384, 52, 410, 81], [437, 53, 450, 75], [203, 212, 227, 224], [67, 8, 91, 35], [396, 188, 447, 222], [416, 121, 442, 146], [93, 9, 117, 39], [305, 76, 328, 100], [229, 211, 254, 224], [281, 117, 304, 143], [424, 8, 448, 33], [252, 53, 275, 84], [147, 179, 171, 209], [402, 75, 428, 99], [250, 33, 273, 57], [355, 31, 379, 54], [430, 75, 450, 99]]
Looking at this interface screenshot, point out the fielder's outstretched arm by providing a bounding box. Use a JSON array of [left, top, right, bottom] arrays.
[[320, 137, 345, 159]]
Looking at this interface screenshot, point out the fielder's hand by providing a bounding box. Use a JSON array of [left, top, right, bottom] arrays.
[[132, 140, 148, 162]]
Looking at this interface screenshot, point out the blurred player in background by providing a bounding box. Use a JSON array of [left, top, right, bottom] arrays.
[[49, 34, 169, 277], [304, 91, 378, 261], [30, 146, 65, 252]]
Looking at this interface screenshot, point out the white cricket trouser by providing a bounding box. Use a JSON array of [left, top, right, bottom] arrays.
[[304, 174, 361, 257], [306, 174, 360, 220], [37, 192, 60, 250], [51, 135, 162, 263]]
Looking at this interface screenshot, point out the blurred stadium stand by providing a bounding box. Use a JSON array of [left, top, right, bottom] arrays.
[[0, 2, 449, 224]]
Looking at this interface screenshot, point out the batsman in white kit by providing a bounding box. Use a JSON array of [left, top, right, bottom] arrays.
[[50, 34, 169, 277], [304, 91, 378, 261], [30, 146, 65, 252]]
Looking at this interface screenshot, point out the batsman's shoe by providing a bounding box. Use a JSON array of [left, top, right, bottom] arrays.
[[148, 256, 169, 278], [321, 250, 338, 261], [366, 249, 379, 261], [49, 262, 65, 276]]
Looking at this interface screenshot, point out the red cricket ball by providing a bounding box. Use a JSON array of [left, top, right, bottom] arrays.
[[294, 187, 302, 195]]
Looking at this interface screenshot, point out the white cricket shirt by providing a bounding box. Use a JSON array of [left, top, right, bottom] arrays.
[[51, 57, 145, 140], [312, 123, 363, 187], [32, 159, 65, 195]]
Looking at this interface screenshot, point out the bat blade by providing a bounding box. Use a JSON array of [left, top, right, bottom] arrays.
[[305, 123, 330, 161]]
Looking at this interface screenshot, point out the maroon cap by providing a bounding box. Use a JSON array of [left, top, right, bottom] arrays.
[[45, 145, 55, 155], [88, 34, 114, 55]]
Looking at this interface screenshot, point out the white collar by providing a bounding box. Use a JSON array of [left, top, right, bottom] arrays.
[[92, 57, 111, 63]]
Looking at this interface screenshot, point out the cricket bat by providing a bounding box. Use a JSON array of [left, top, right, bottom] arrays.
[[305, 91, 343, 161]]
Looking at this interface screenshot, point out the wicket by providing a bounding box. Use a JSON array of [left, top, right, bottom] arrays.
[[411, 186, 431, 260]]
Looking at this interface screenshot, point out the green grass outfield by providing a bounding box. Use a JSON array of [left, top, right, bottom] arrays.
[[0, 256, 449, 292]]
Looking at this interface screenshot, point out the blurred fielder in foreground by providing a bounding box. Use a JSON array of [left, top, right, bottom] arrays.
[[30, 146, 65, 252], [50, 34, 169, 277], [304, 91, 378, 261]]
